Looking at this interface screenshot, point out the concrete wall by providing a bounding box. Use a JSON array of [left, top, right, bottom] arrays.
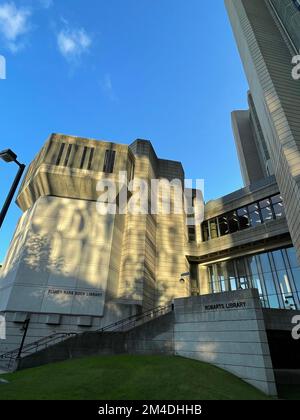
[[0, 196, 124, 318], [231, 110, 266, 186], [16, 332, 126, 371], [173, 290, 277, 396], [126, 312, 174, 355]]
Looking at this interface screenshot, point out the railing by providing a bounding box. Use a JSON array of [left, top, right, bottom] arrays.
[[97, 304, 173, 333], [0, 332, 78, 370], [0, 304, 173, 370]]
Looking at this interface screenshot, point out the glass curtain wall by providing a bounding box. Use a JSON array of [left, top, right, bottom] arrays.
[[207, 247, 300, 310]]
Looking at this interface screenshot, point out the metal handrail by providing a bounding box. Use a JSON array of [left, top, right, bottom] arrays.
[[97, 304, 172, 333], [0, 304, 173, 369]]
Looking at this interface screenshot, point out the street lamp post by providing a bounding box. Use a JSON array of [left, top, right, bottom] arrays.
[[0, 149, 26, 230]]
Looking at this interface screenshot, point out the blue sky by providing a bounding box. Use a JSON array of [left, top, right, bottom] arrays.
[[0, 0, 249, 261]]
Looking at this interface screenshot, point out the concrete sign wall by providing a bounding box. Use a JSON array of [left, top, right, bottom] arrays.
[[173, 289, 277, 396]]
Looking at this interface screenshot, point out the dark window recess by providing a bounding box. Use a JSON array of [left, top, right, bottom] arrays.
[[55, 143, 66, 166], [227, 211, 239, 233], [80, 147, 88, 169], [188, 226, 196, 242], [202, 194, 285, 242], [218, 216, 229, 236], [103, 150, 116, 173], [64, 144, 73, 167], [87, 148, 94, 170], [237, 207, 250, 230]]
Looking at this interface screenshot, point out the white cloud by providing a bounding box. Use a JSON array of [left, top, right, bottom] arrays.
[[0, 2, 31, 52], [100, 74, 118, 102], [38, 0, 53, 8], [57, 26, 91, 62]]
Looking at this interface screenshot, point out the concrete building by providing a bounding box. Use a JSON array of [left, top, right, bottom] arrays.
[[225, 0, 300, 263], [0, 0, 300, 396]]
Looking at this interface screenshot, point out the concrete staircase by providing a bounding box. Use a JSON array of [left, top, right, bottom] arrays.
[[0, 305, 173, 372]]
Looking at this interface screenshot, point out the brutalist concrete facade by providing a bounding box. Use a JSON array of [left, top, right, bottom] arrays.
[[225, 0, 300, 263], [0, 0, 300, 396]]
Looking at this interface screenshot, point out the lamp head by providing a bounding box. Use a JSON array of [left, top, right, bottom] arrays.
[[0, 149, 17, 163]]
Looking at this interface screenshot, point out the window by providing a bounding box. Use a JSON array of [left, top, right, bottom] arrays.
[[287, 247, 299, 268], [248, 203, 262, 227], [271, 250, 285, 271], [80, 146, 88, 169], [64, 144, 72, 167], [218, 215, 229, 236], [87, 148, 94, 170], [237, 207, 250, 230], [227, 211, 239, 233], [55, 143, 66, 166], [258, 253, 272, 273], [188, 226, 196, 242], [207, 247, 300, 310], [224, 260, 236, 291], [103, 150, 116, 173], [293, 0, 300, 11], [201, 194, 285, 242], [271, 195, 284, 219], [259, 198, 273, 222]]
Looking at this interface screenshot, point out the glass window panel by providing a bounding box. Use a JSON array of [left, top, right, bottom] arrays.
[[238, 277, 249, 290], [217, 263, 223, 277], [272, 250, 286, 271], [230, 278, 237, 291], [247, 256, 258, 275], [259, 198, 271, 209], [263, 272, 278, 296], [220, 278, 226, 292], [260, 206, 273, 222], [277, 270, 293, 295], [249, 210, 262, 227], [273, 202, 285, 219], [227, 211, 239, 233], [225, 260, 236, 278], [237, 207, 250, 230], [225, 260, 237, 291], [271, 194, 283, 205], [218, 216, 229, 236], [283, 296, 297, 310], [292, 268, 300, 293], [236, 259, 248, 277], [260, 296, 269, 308], [258, 253, 272, 273], [287, 247, 299, 269], [248, 203, 259, 213], [250, 276, 263, 295], [268, 294, 281, 309]]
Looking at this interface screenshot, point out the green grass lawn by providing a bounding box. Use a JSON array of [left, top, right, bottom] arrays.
[[0, 355, 273, 400]]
